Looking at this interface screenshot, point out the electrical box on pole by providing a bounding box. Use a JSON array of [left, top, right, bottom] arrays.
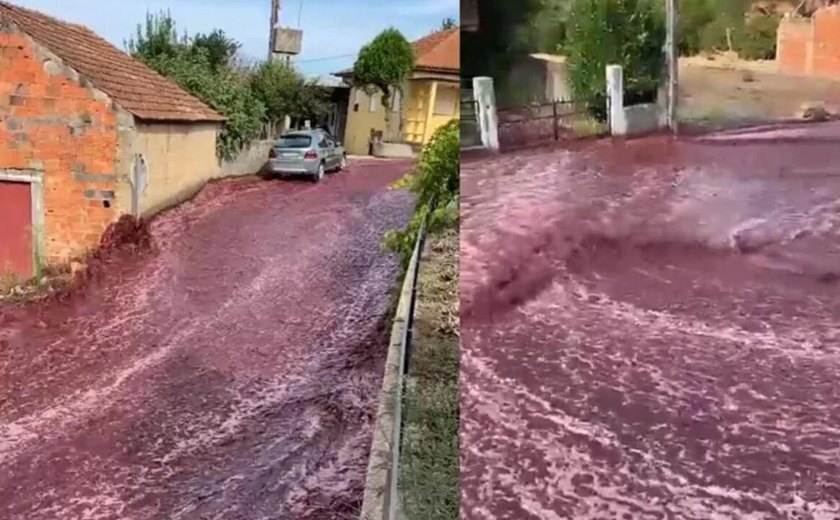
[[269, 0, 303, 65]]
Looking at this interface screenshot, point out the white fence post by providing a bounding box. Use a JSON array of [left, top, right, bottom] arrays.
[[606, 65, 627, 136], [473, 76, 499, 151]]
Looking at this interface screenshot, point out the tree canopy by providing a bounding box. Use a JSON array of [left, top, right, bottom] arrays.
[[353, 28, 414, 103], [251, 60, 329, 131], [127, 10, 330, 159], [352, 28, 415, 139]]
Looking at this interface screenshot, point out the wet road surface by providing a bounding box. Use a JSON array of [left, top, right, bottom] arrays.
[[0, 160, 414, 520], [460, 123, 840, 519]]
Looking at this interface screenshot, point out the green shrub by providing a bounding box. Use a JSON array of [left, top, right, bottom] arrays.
[[128, 11, 265, 160], [737, 13, 781, 60], [677, 0, 716, 55], [251, 60, 329, 133], [385, 120, 459, 267], [564, 0, 666, 121]]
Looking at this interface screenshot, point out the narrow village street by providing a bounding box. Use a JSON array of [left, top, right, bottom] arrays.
[[0, 160, 414, 520], [460, 123, 840, 519]]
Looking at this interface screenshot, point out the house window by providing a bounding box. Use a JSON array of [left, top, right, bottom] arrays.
[[433, 85, 457, 116], [369, 91, 379, 112]]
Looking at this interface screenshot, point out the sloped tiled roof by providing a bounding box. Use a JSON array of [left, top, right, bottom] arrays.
[[0, 1, 225, 123], [413, 27, 459, 72], [335, 27, 460, 77]]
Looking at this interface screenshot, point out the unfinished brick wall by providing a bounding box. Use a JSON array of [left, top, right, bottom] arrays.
[[777, 18, 812, 75], [777, 7, 840, 78], [0, 25, 119, 265], [812, 6, 840, 76]]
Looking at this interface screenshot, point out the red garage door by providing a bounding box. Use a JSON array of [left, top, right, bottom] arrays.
[[0, 181, 33, 279]]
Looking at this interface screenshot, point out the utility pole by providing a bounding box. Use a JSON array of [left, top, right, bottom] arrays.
[[665, 0, 678, 133], [268, 0, 280, 60]]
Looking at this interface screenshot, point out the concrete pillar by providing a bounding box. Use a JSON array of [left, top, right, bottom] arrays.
[[606, 65, 627, 136], [473, 76, 499, 151], [424, 81, 439, 143]]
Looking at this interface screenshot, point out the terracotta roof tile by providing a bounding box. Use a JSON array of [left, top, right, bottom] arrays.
[[335, 27, 460, 77], [413, 27, 459, 72], [0, 1, 225, 123]]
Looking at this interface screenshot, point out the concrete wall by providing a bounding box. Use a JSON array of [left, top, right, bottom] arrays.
[[607, 65, 664, 137], [777, 7, 840, 78], [425, 82, 460, 143], [474, 76, 499, 150], [344, 77, 458, 155], [132, 122, 220, 217], [219, 140, 273, 177], [343, 86, 389, 155], [0, 23, 121, 265]]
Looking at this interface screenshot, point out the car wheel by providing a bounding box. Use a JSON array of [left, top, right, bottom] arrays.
[[314, 162, 325, 182], [338, 154, 348, 171]]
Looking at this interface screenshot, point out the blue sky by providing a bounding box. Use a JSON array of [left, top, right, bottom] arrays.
[[15, 0, 459, 77]]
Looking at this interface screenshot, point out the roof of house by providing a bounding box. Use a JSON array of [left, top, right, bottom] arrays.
[[334, 27, 460, 78], [0, 1, 225, 123], [413, 27, 459, 73]]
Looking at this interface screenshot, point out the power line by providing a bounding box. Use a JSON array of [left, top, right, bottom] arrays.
[[297, 53, 357, 63]]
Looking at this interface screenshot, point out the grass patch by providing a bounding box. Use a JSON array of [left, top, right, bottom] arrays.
[[399, 227, 459, 519]]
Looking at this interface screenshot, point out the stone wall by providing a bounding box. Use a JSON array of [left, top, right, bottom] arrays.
[[219, 140, 273, 177], [0, 24, 119, 264]]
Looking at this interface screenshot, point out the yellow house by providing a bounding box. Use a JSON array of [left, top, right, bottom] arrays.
[[335, 28, 460, 156]]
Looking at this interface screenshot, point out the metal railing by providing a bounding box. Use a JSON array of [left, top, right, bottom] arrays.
[[496, 99, 594, 150], [359, 222, 426, 520]]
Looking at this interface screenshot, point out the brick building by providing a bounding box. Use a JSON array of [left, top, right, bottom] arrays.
[[0, 1, 225, 279], [777, 6, 840, 78]]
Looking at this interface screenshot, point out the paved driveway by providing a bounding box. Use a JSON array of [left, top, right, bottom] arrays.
[[461, 124, 840, 519], [0, 160, 414, 520]]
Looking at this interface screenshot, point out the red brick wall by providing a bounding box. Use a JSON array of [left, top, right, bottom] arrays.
[[812, 6, 840, 77], [777, 7, 840, 78], [0, 26, 119, 265], [777, 18, 812, 75]]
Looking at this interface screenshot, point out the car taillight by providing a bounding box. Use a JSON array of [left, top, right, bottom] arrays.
[[268, 148, 276, 159], [304, 150, 317, 159]]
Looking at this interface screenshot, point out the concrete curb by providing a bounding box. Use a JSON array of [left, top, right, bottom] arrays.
[[359, 226, 425, 520]]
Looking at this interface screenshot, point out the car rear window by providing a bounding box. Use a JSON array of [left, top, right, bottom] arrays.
[[277, 135, 312, 148]]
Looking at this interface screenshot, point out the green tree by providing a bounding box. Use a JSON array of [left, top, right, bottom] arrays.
[[125, 9, 180, 60], [737, 12, 782, 60], [441, 17, 457, 30], [353, 28, 415, 139], [517, 0, 572, 54], [127, 11, 265, 159], [191, 29, 240, 71], [565, 0, 665, 120], [251, 60, 329, 133], [461, 0, 542, 79], [676, 0, 716, 55]]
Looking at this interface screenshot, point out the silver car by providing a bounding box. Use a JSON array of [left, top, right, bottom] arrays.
[[266, 130, 347, 182]]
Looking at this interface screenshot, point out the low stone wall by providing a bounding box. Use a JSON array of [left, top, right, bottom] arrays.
[[219, 140, 273, 177], [373, 141, 416, 159]]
